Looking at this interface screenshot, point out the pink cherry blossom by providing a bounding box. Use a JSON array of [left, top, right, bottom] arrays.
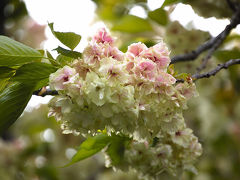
[[126, 61, 135, 74], [73, 61, 90, 79], [140, 42, 170, 70], [92, 28, 114, 44], [126, 42, 148, 60], [50, 66, 76, 90], [84, 43, 124, 65], [155, 71, 176, 85], [135, 61, 156, 80], [103, 46, 124, 61], [176, 82, 196, 99], [83, 44, 102, 65]]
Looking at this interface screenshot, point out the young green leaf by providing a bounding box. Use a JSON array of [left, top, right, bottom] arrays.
[[46, 51, 54, 59], [0, 36, 43, 66], [148, 8, 168, 26], [0, 82, 35, 133], [175, 73, 189, 80], [65, 133, 112, 167], [12, 62, 57, 83], [112, 15, 153, 33], [54, 46, 82, 59], [48, 23, 81, 50], [46, 51, 61, 67], [65, 133, 131, 167]]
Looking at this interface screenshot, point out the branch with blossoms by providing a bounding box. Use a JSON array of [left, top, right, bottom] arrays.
[[45, 27, 202, 178], [31, 1, 240, 98]]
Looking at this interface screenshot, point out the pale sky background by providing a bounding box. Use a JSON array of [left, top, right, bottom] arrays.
[[21, 0, 236, 110]]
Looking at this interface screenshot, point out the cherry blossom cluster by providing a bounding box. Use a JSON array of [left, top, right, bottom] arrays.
[[106, 128, 202, 179], [49, 28, 202, 178]]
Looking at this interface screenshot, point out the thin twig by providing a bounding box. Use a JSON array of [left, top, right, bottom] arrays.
[[192, 59, 240, 80], [33, 88, 58, 97], [171, 7, 240, 64], [170, 38, 214, 64], [196, 45, 218, 74]]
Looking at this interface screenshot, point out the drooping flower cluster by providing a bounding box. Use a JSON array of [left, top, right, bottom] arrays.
[[49, 28, 202, 178], [109, 128, 202, 179]]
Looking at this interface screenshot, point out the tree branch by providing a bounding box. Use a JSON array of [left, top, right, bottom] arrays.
[[33, 88, 58, 97], [196, 6, 240, 73], [171, 7, 240, 64], [192, 59, 240, 80], [226, 0, 239, 11]]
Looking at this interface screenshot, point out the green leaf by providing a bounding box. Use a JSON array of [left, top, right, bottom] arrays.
[[148, 8, 168, 26], [34, 78, 51, 91], [38, 49, 45, 56], [162, 0, 181, 7], [112, 15, 153, 33], [0, 36, 43, 66], [0, 67, 15, 79], [65, 133, 111, 167], [56, 55, 74, 66], [12, 62, 57, 83], [46, 51, 54, 60], [0, 79, 9, 93], [48, 23, 81, 50], [175, 73, 189, 80], [54, 46, 82, 59], [0, 82, 35, 133], [105, 135, 128, 165], [214, 49, 240, 62], [46, 51, 61, 67]]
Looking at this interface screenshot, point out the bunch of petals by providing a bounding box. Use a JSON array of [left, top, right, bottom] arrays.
[[49, 28, 197, 142]]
